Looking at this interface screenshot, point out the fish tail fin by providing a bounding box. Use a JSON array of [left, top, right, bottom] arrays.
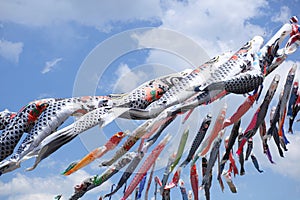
[[26, 124, 77, 171], [61, 161, 79, 176], [104, 185, 121, 199], [236, 138, 247, 156], [101, 107, 131, 127]]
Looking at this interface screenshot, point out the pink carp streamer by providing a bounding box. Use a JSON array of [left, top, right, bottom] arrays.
[[198, 104, 227, 157], [145, 162, 155, 200], [121, 134, 171, 200], [223, 90, 259, 128]]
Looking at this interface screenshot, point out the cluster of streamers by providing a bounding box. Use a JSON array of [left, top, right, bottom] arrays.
[[70, 151, 137, 200], [0, 69, 191, 174], [236, 74, 280, 157], [0, 16, 299, 200]]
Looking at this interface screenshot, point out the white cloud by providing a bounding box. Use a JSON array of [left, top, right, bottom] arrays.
[[0, 39, 23, 63], [271, 6, 291, 23], [132, 28, 210, 68], [158, 0, 268, 56], [41, 57, 63, 74], [115, 63, 132, 76], [268, 132, 300, 178], [128, 0, 271, 70], [0, 0, 162, 31], [113, 63, 149, 93], [0, 169, 112, 200]]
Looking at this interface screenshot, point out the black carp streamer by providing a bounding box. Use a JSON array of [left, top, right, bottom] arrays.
[[1, 16, 300, 200]]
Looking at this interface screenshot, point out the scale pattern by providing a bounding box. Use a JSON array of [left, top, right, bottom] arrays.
[[145, 38, 261, 118], [9, 96, 109, 161], [223, 74, 264, 94], [0, 99, 54, 161], [0, 110, 16, 130]]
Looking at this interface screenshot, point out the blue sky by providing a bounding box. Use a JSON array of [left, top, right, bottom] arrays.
[[0, 0, 300, 199]]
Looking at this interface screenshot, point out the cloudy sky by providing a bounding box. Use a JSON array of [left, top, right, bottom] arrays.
[[0, 0, 300, 199]]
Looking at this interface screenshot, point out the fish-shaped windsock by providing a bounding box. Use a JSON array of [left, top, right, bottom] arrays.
[[190, 164, 199, 200], [251, 154, 263, 173], [178, 179, 188, 200], [259, 121, 275, 163], [261, 22, 293, 75], [288, 81, 299, 133], [197, 104, 227, 157], [159, 128, 189, 191], [219, 120, 241, 175], [202, 130, 224, 187], [223, 171, 237, 193], [289, 95, 300, 133], [237, 74, 280, 156], [179, 114, 212, 168], [137, 174, 147, 199], [0, 99, 51, 162], [285, 29, 300, 55], [201, 156, 208, 178], [69, 152, 136, 200], [62, 131, 127, 175], [159, 153, 176, 193], [278, 65, 297, 144], [145, 115, 176, 144], [201, 157, 212, 200], [145, 162, 155, 200], [121, 135, 171, 200], [101, 120, 152, 167], [237, 129, 245, 175], [217, 152, 225, 192], [267, 92, 284, 157], [223, 90, 259, 128], [169, 128, 189, 172], [190, 105, 227, 166], [278, 108, 289, 149], [287, 81, 298, 117], [245, 138, 253, 160], [228, 155, 239, 177]]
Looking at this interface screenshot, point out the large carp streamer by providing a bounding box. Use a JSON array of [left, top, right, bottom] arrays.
[[1, 16, 300, 200]]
